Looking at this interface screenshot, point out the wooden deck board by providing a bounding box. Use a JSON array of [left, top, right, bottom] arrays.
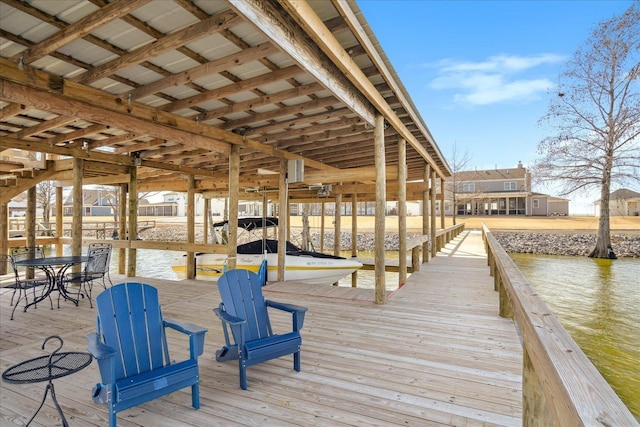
[[1, 230, 523, 426]]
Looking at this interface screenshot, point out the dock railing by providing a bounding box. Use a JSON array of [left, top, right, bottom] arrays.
[[482, 224, 637, 426]]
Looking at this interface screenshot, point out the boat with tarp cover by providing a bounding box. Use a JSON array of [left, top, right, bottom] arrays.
[[171, 217, 362, 285]]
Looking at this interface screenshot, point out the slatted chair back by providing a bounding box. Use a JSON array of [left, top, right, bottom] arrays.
[[214, 269, 308, 389], [3, 253, 50, 320], [218, 269, 273, 343], [89, 282, 207, 427], [10, 246, 44, 280], [95, 283, 169, 381], [10, 246, 44, 261], [87, 242, 112, 285]]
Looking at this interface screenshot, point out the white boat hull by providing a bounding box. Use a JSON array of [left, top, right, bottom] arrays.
[[172, 253, 362, 286]]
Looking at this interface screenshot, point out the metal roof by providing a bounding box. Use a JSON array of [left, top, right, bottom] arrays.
[[1, 0, 451, 202]]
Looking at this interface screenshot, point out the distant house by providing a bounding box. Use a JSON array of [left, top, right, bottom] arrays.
[[530, 192, 571, 216], [595, 189, 640, 216], [63, 189, 179, 217], [138, 193, 180, 217], [443, 162, 569, 216], [63, 189, 113, 216]]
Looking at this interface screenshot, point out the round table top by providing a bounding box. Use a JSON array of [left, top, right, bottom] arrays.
[[2, 352, 92, 384], [14, 255, 90, 268]]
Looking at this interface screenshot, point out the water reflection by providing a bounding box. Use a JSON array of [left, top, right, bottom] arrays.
[[511, 253, 640, 420]]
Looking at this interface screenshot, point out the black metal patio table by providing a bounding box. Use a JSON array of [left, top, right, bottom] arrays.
[[2, 336, 92, 426], [15, 255, 90, 310]]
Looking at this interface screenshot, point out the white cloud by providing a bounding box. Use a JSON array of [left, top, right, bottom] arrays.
[[428, 54, 566, 106]]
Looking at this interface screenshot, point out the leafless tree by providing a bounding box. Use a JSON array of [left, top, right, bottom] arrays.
[[97, 186, 160, 238], [301, 203, 310, 250], [535, 2, 640, 259], [35, 181, 55, 234], [448, 143, 472, 225]]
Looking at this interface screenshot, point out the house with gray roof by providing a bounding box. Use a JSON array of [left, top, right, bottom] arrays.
[[595, 189, 640, 216], [444, 162, 569, 216]]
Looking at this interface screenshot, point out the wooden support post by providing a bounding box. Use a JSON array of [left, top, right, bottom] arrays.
[[374, 114, 386, 304], [320, 202, 325, 252], [26, 186, 36, 249], [440, 178, 445, 228], [186, 174, 195, 280], [422, 164, 430, 262], [398, 138, 407, 286], [277, 159, 287, 281], [351, 193, 358, 288], [55, 186, 63, 256], [430, 169, 437, 258], [0, 203, 7, 274], [71, 158, 82, 263], [203, 197, 209, 245], [127, 165, 138, 277], [118, 183, 127, 275], [523, 346, 554, 426], [262, 190, 268, 243], [333, 192, 342, 286], [497, 272, 514, 319], [286, 198, 291, 242], [411, 247, 420, 272], [228, 145, 240, 270]]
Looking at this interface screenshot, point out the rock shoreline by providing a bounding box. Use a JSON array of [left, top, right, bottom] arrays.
[[494, 232, 640, 258], [139, 227, 640, 258]]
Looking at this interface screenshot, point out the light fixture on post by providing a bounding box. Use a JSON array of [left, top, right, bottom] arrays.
[[132, 151, 141, 166]]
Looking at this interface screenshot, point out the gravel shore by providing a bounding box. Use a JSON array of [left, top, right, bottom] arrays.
[[140, 226, 640, 258], [494, 232, 640, 258]]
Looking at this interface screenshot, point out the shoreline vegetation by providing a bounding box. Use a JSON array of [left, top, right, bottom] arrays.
[[138, 215, 640, 259]]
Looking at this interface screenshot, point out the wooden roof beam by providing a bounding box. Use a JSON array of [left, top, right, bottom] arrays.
[[75, 9, 241, 84], [220, 96, 339, 131], [130, 42, 279, 100], [227, 0, 375, 125], [200, 82, 324, 122], [88, 132, 144, 150], [0, 58, 340, 174], [14, 115, 77, 139], [277, 0, 448, 179], [165, 65, 302, 114], [14, 0, 150, 66], [0, 102, 27, 120], [0, 78, 231, 155]]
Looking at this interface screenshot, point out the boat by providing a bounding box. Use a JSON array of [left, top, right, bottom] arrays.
[[171, 217, 362, 285]]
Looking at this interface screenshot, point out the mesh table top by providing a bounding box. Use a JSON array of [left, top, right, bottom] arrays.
[[2, 352, 92, 384]]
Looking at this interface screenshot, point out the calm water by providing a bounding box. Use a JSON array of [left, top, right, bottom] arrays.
[[54, 246, 638, 418], [510, 253, 640, 420]]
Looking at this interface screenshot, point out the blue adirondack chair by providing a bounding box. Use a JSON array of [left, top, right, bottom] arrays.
[[213, 269, 308, 390], [86, 282, 207, 427]]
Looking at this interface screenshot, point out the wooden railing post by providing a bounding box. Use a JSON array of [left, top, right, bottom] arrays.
[[481, 224, 637, 425], [523, 346, 554, 426]]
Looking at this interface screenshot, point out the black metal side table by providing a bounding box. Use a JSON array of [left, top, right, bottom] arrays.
[[2, 335, 92, 427]]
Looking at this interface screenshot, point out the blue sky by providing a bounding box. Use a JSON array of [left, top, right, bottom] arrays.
[[357, 0, 633, 213]]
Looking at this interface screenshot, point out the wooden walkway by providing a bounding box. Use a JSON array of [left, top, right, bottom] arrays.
[[0, 230, 523, 426]]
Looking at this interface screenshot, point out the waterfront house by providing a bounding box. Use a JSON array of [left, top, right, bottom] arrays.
[[444, 162, 569, 216], [595, 188, 640, 216]]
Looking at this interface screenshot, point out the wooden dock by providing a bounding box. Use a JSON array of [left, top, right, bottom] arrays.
[[0, 230, 523, 426]]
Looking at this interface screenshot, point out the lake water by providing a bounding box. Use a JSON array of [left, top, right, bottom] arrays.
[[64, 246, 639, 419], [510, 253, 640, 420]]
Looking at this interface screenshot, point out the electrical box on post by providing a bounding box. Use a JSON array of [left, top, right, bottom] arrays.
[[288, 159, 304, 183]]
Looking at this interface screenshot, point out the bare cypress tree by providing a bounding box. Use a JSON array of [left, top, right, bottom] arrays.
[[35, 181, 55, 235], [448, 143, 472, 225], [535, 2, 640, 259]]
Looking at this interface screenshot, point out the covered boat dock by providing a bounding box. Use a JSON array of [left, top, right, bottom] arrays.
[[1, 231, 523, 426]]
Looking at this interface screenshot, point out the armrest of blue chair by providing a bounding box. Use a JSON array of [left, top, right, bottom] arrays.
[[164, 318, 208, 357], [86, 333, 117, 384], [213, 306, 246, 344], [266, 300, 308, 331], [213, 306, 245, 326]]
